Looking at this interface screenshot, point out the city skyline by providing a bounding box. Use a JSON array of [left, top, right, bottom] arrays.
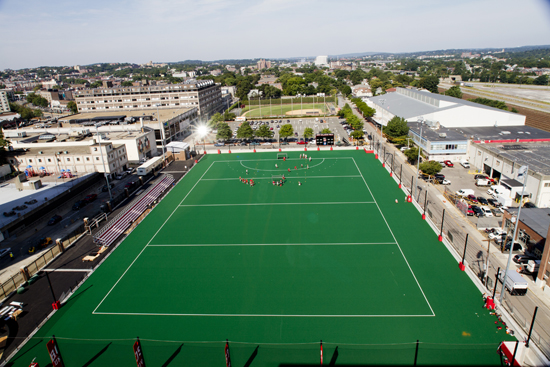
[[1, 0, 550, 70]]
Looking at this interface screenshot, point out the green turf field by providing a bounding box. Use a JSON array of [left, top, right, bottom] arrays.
[[242, 103, 328, 117], [10, 150, 513, 366]]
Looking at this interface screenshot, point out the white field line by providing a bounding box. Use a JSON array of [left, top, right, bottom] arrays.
[[179, 201, 375, 207], [92, 161, 216, 314], [148, 242, 397, 247], [351, 157, 435, 316], [92, 312, 435, 317]]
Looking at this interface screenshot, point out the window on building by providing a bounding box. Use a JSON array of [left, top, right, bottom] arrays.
[[47, 158, 52, 162], [86, 157, 90, 161], [545, 182, 550, 188], [29, 159, 32, 163], [66, 158, 71, 162], [76, 158, 80, 161], [96, 157, 100, 161]]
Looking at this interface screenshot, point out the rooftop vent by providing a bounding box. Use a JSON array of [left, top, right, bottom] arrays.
[[439, 133, 447, 138]]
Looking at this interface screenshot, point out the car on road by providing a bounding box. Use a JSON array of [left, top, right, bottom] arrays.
[[513, 254, 535, 264], [280, 141, 289, 145], [444, 160, 454, 167], [0, 248, 11, 258], [261, 142, 271, 146], [124, 181, 137, 189], [72, 200, 87, 210], [297, 140, 307, 145], [84, 194, 98, 203], [115, 171, 127, 180], [47, 215, 63, 226], [523, 202, 537, 208], [126, 167, 136, 174], [249, 142, 260, 146], [102, 183, 115, 192], [214, 142, 225, 147]]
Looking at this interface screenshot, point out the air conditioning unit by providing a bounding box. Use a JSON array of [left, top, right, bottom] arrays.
[[439, 133, 447, 138], [38, 151, 43, 154], [64, 151, 69, 154]]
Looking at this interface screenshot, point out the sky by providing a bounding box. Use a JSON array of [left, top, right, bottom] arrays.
[[1, 0, 550, 70]]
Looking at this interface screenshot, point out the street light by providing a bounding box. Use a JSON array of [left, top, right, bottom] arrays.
[[95, 124, 113, 202], [414, 117, 425, 201], [156, 104, 166, 164]]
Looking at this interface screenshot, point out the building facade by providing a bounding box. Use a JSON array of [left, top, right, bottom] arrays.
[[0, 91, 10, 113], [74, 80, 221, 118]]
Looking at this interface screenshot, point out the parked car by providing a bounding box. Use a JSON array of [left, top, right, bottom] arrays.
[[72, 200, 87, 210], [477, 197, 489, 205], [0, 248, 11, 258], [84, 194, 98, 203], [297, 141, 307, 145], [481, 206, 493, 217], [491, 209, 502, 217], [124, 181, 137, 189], [434, 173, 445, 180], [126, 167, 136, 174], [102, 183, 115, 192], [444, 160, 454, 167], [47, 215, 63, 226], [471, 205, 483, 217], [466, 206, 474, 216], [504, 241, 525, 253], [214, 142, 225, 147], [460, 161, 470, 168], [115, 171, 127, 180], [523, 202, 537, 208], [487, 198, 500, 207], [467, 195, 478, 203], [513, 254, 535, 264]]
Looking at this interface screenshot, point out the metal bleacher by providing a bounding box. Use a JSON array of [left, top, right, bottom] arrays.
[[94, 174, 175, 247]]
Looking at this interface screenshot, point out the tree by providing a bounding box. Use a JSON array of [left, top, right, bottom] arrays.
[[350, 130, 364, 140], [418, 76, 439, 93], [26, 93, 49, 107], [383, 116, 409, 138], [404, 147, 421, 164], [419, 161, 442, 176], [208, 112, 224, 127], [236, 122, 254, 140], [303, 127, 314, 139], [90, 81, 102, 88], [67, 101, 78, 114], [444, 85, 463, 99], [121, 81, 133, 87], [255, 125, 273, 140], [0, 130, 11, 164], [223, 111, 236, 121], [347, 115, 364, 131], [279, 124, 294, 139], [216, 123, 232, 141], [320, 128, 332, 134], [534, 75, 549, 86], [33, 84, 42, 92]]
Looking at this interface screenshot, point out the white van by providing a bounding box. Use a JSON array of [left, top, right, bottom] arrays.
[[456, 189, 475, 197], [476, 179, 491, 187], [487, 186, 505, 198]]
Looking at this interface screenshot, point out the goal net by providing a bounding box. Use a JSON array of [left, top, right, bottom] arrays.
[[277, 153, 287, 159]]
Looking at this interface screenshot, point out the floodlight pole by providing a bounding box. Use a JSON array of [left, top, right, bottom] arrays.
[[95, 124, 112, 202], [156, 104, 166, 164], [500, 166, 529, 304], [414, 118, 424, 202]]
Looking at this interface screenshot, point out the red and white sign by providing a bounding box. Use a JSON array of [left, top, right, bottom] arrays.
[[46, 339, 64, 367], [134, 340, 146, 367]]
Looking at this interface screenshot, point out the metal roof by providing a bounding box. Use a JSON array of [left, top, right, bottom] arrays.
[[481, 143, 550, 177], [452, 125, 550, 142], [507, 208, 550, 239]]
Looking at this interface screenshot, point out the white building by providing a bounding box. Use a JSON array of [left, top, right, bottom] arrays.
[[0, 91, 10, 113], [314, 56, 329, 67]]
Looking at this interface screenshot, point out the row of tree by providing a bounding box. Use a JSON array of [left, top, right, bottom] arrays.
[[215, 122, 332, 142], [338, 103, 365, 140]]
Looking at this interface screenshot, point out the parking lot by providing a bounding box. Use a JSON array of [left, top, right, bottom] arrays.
[[199, 117, 368, 148]]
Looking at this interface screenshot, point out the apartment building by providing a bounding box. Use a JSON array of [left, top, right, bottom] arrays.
[[0, 90, 10, 113], [74, 80, 222, 118]]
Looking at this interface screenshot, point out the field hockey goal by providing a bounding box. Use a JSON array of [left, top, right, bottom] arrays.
[[277, 153, 287, 159]]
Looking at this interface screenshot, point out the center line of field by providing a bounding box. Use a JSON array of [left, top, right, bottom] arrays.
[[240, 158, 325, 171], [148, 242, 397, 247], [179, 201, 375, 207], [202, 175, 361, 181]]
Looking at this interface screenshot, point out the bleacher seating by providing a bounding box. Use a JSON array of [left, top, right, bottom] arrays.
[[94, 175, 175, 247]]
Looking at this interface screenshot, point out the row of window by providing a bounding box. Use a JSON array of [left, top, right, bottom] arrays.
[[430, 143, 468, 151]]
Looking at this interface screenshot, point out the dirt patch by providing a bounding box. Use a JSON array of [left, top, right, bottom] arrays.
[[286, 109, 322, 116]]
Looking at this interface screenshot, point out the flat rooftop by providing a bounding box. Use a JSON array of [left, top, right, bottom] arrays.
[[452, 125, 550, 143], [482, 142, 550, 177], [506, 208, 550, 238], [408, 121, 467, 142], [60, 107, 195, 125]]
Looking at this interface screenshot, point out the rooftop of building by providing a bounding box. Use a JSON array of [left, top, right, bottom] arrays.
[[408, 121, 467, 142], [369, 87, 521, 120], [451, 125, 550, 143], [59, 108, 196, 125], [506, 208, 550, 239], [481, 142, 550, 177]]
